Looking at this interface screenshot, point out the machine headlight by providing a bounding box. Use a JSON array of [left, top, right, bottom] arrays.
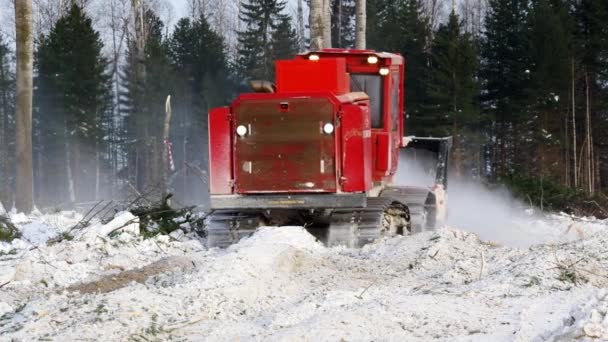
[[236, 124, 248, 137], [379, 67, 390, 76], [323, 123, 334, 134], [308, 54, 320, 61], [367, 56, 378, 64]]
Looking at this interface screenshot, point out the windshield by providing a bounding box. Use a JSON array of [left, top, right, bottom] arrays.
[[350, 74, 384, 128]]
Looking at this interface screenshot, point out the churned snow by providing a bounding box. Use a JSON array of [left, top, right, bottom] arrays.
[[1, 210, 608, 341]]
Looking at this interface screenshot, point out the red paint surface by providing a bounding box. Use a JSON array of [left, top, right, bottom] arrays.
[[375, 132, 390, 174], [341, 103, 372, 192], [208, 107, 232, 194], [276, 59, 350, 95], [208, 49, 407, 196]]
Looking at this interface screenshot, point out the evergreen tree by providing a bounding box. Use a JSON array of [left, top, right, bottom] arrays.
[[425, 11, 478, 135], [572, 0, 608, 193], [481, 0, 532, 179], [0, 34, 14, 206], [236, 0, 288, 81], [271, 16, 299, 61], [120, 9, 173, 192], [425, 11, 479, 176], [526, 0, 572, 178], [365, 0, 386, 50], [168, 15, 231, 204], [573, 0, 608, 77], [369, 0, 430, 133], [169, 16, 229, 111], [35, 4, 111, 205]]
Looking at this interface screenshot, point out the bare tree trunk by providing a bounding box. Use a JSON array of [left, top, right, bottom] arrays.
[[564, 109, 570, 187], [110, 0, 119, 197], [14, 0, 34, 213], [571, 59, 577, 188], [162, 96, 172, 197], [0, 52, 10, 206], [584, 70, 592, 194], [595, 151, 600, 190], [132, 0, 149, 190], [336, 0, 342, 47], [297, 0, 305, 51], [577, 136, 586, 187], [322, 0, 331, 48], [355, 0, 366, 49], [310, 0, 324, 50], [95, 140, 100, 200], [64, 119, 76, 203], [428, 0, 440, 30]]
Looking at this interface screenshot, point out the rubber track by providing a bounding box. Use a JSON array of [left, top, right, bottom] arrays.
[[205, 211, 262, 248], [326, 198, 408, 247]]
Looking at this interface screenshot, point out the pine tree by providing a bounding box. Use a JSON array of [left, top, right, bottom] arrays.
[[366, 0, 389, 50], [0, 34, 14, 206], [481, 0, 532, 179], [120, 9, 173, 193], [426, 11, 478, 134], [35, 4, 111, 205], [236, 0, 288, 81], [369, 0, 430, 133], [526, 0, 571, 179], [425, 10, 479, 176], [271, 16, 299, 62], [572, 0, 608, 193], [168, 15, 231, 204]]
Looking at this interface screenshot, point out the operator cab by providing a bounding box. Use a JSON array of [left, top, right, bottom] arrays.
[[295, 49, 406, 179]]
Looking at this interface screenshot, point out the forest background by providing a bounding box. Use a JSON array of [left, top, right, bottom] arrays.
[[0, 0, 607, 216]]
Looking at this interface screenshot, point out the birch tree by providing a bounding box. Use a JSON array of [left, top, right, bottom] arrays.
[[297, 0, 305, 50], [355, 0, 365, 49], [14, 0, 34, 212], [0, 35, 14, 207], [322, 0, 331, 47], [309, 0, 324, 49]]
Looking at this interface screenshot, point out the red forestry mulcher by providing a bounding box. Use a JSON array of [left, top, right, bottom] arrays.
[[205, 49, 451, 248]]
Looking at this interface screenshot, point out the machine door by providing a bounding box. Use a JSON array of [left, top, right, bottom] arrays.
[[234, 97, 337, 193]]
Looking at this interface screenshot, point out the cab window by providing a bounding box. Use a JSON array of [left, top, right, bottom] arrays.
[[350, 74, 384, 128]]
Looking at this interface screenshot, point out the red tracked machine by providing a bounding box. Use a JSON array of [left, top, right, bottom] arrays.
[[206, 49, 451, 248]]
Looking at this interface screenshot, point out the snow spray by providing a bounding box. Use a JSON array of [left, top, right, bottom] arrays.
[[394, 154, 562, 247]]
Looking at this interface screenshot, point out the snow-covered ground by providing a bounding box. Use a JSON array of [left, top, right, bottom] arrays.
[[1, 210, 608, 341]]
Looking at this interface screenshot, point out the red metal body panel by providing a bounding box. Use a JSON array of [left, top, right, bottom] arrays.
[[294, 50, 405, 184], [208, 107, 233, 194], [208, 49, 408, 199], [276, 59, 350, 95], [375, 133, 390, 173], [341, 103, 372, 192]]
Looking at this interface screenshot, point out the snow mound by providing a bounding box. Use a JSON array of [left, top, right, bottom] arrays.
[[540, 289, 608, 341], [1, 211, 608, 341], [18, 222, 57, 245], [75, 211, 139, 242]]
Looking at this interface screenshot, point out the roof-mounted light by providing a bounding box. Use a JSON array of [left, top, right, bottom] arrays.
[[367, 56, 378, 64], [379, 67, 390, 76], [309, 54, 320, 61]]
